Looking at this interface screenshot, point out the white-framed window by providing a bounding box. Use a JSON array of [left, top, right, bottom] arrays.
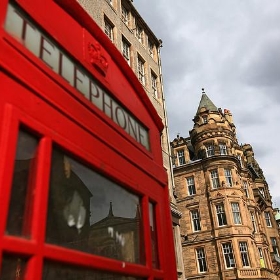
[[222, 243, 235, 268], [250, 211, 258, 233], [258, 248, 265, 268], [148, 40, 154, 57], [243, 181, 249, 198], [231, 202, 242, 225], [259, 187, 265, 198], [177, 149, 186, 166], [191, 209, 201, 232], [224, 169, 233, 187], [219, 143, 227, 155], [104, 18, 114, 41], [121, 5, 129, 25], [264, 211, 272, 227], [237, 154, 243, 168], [135, 23, 144, 44], [210, 169, 219, 189], [202, 115, 208, 124], [196, 248, 207, 273], [271, 237, 280, 257], [239, 242, 250, 267], [187, 177, 196, 196], [216, 203, 227, 226], [137, 56, 145, 85], [206, 144, 214, 157], [151, 72, 158, 98], [122, 38, 130, 65]]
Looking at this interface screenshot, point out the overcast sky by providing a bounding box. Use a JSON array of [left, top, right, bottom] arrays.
[[133, 0, 280, 207]]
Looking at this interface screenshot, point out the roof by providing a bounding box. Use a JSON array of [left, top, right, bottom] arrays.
[[196, 93, 218, 114]]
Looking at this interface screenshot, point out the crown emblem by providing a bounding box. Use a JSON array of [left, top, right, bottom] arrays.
[[88, 42, 109, 76]]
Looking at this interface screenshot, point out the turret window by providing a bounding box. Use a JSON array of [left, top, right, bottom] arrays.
[[206, 145, 214, 157], [210, 170, 220, 189], [224, 169, 233, 187], [219, 144, 227, 155], [202, 116, 208, 124], [231, 202, 242, 225]]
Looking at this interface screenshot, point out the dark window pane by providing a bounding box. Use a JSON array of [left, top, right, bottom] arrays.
[[43, 261, 145, 280], [149, 202, 159, 268], [0, 255, 27, 280], [6, 130, 38, 237], [46, 148, 143, 264]]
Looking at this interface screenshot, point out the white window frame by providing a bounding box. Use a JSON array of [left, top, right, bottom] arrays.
[[250, 211, 258, 233], [148, 40, 154, 57], [104, 18, 114, 41], [231, 202, 242, 225], [224, 169, 233, 187], [187, 177, 196, 196], [271, 237, 280, 257], [122, 38, 130, 65], [243, 181, 249, 198], [191, 209, 201, 232], [259, 187, 265, 198], [196, 248, 207, 273], [177, 149, 186, 166], [210, 169, 219, 189], [137, 56, 145, 85], [151, 72, 158, 98], [202, 115, 208, 124], [264, 211, 272, 227], [206, 144, 214, 157], [219, 143, 227, 155], [121, 5, 129, 25], [239, 242, 250, 267], [135, 23, 144, 44], [216, 203, 227, 226], [222, 243, 235, 269]]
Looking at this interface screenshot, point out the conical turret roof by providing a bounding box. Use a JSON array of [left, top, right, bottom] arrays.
[[196, 93, 218, 114]]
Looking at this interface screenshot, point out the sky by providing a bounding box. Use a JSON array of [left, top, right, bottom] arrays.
[[133, 0, 280, 207]]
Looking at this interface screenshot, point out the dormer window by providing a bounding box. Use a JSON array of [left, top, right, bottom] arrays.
[[202, 115, 208, 124], [177, 149, 186, 166]]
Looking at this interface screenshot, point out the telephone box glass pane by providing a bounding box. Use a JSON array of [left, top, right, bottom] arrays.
[[43, 261, 145, 279], [149, 202, 159, 268], [6, 129, 38, 237], [46, 148, 143, 264], [0, 255, 27, 280]]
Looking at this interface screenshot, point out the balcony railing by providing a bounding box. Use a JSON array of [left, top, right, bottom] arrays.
[[236, 268, 261, 278]]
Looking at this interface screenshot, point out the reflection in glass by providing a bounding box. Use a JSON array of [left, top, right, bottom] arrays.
[[46, 148, 144, 264], [6, 130, 38, 237], [0, 255, 27, 280], [43, 261, 145, 280], [149, 202, 159, 268]]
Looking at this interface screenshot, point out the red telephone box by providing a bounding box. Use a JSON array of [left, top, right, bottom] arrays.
[[0, 0, 177, 279]]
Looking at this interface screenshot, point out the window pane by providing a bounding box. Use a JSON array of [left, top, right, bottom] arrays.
[[149, 202, 159, 268], [6, 129, 39, 237], [0, 255, 28, 280], [43, 261, 145, 280], [46, 148, 143, 264]]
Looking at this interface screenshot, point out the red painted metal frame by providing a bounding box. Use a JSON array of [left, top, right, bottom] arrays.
[[0, 0, 177, 279]]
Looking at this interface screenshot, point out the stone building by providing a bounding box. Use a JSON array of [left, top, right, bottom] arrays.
[[76, 0, 185, 278], [171, 92, 280, 279]]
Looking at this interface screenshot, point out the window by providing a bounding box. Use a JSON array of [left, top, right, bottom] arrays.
[[148, 40, 154, 57], [250, 212, 257, 233], [135, 23, 143, 44], [222, 243, 235, 268], [264, 211, 272, 227], [206, 144, 214, 157], [271, 238, 280, 257], [202, 115, 208, 124], [104, 18, 114, 41], [239, 242, 250, 267], [121, 5, 129, 25], [151, 72, 158, 98], [237, 154, 243, 168], [196, 248, 207, 273], [259, 187, 265, 198], [122, 38, 130, 65], [216, 203, 227, 226], [191, 209, 201, 232], [219, 143, 227, 155], [177, 149, 186, 166], [243, 181, 249, 198], [187, 177, 196, 196], [210, 169, 219, 189], [258, 248, 266, 268], [224, 169, 233, 187], [137, 56, 145, 85], [231, 202, 242, 225]]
